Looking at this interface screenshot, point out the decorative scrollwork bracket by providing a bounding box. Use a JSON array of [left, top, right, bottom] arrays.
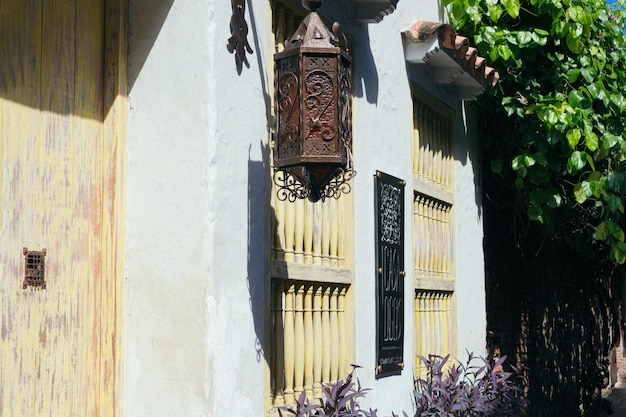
[[273, 167, 356, 203], [227, 0, 253, 65]]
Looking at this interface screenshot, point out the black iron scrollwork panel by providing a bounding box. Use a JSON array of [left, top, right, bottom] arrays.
[[375, 171, 405, 377]]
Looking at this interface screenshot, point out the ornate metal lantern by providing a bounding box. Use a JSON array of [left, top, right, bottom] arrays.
[[273, 0, 355, 203]]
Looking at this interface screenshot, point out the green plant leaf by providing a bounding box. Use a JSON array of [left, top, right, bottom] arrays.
[[488, 3, 504, 21], [586, 153, 596, 172], [587, 83, 600, 99], [534, 152, 548, 166], [588, 171, 602, 181], [608, 221, 626, 241], [530, 188, 544, 206], [574, 182, 587, 203], [568, 151, 587, 174], [517, 31, 532, 45], [497, 43, 513, 61], [610, 94, 626, 113], [566, 69, 581, 83], [581, 67, 595, 83], [615, 242, 626, 264], [523, 154, 536, 167], [607, 194, 622, 211], [602, 132, 619, 149], [552, 19, 568, 37], [595, 221, 609, 240], [491, 158, 503, 174], [566, 32, 584, 54], [502, 0, 521, 18], [568, 89, 584, 106], [532, 30, 548, 46], [608, 171, 625, 191], [585, 131, 598, 151], [566, 6, 586, 23], [566, 129, 581, 148], [528, 205, 544, 223], [546, 187, 563, 208]]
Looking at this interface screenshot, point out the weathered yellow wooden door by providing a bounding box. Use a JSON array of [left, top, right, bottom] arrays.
[[0, 0, 126, 416]]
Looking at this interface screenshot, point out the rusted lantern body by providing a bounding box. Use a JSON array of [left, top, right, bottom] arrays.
[[273, 3, 354, 202]]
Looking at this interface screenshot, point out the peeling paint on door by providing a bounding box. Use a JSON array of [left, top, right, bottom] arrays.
[[0, 0, 126, 415]]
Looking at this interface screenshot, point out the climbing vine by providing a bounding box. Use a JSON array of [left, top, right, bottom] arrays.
[[446, 0, 626, 263]]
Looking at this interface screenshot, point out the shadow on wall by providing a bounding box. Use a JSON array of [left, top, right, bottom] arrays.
[[0, 1, 137, 120], [456, 99, 484, 220], [0, 0, 174, 118], [248, 144, 270, 363], [244, 0, 272, 128], [128, 0, 175, 93], [352, 25, 379, 105], [319, 0, 380, 104], [244, 0, 273, 364]]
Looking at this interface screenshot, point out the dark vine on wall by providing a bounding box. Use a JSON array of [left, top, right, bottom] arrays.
[[483, 166, 623, 417]]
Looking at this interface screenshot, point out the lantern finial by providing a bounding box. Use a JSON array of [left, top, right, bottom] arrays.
[[302, 0, 323, 12]]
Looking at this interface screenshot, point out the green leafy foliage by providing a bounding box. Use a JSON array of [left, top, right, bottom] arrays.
[[447, 0, 626, 263]]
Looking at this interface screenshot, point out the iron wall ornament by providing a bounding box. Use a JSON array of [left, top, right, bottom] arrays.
[[273, 0, 355, 203], [227, 0, 253, 64], [23, 247, 47, 289], [375, 171, 405, 377]]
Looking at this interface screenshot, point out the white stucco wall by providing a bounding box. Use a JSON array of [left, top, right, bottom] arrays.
[[124, 0, 486, 416], [349, 4, 416, 415], [127, 0, 273, 416], [205, 0, 272, 415], [349, 1, 487, 414], [453, 102, 487, 358], [125, 1, 216, 416]]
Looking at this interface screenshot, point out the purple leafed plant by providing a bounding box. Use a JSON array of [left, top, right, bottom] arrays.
[[278, 365, 403, 417], [277, 354, 525, 417], [413, 353, 528, 417]]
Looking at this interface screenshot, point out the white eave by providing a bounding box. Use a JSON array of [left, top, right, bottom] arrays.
[[402, 21, 499, 100]]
